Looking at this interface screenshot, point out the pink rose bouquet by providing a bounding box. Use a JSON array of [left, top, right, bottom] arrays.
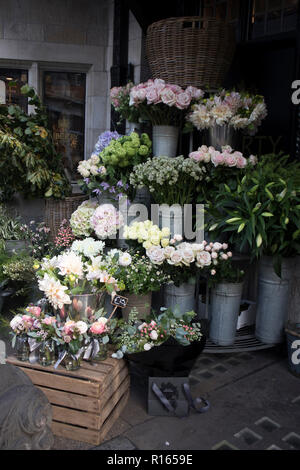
[[189, 145, 257, 202], [128, 79, 204, 126]]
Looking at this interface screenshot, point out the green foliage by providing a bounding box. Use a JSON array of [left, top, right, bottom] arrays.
[[206, 153, 300, 274], [0, 84, 72, 201]]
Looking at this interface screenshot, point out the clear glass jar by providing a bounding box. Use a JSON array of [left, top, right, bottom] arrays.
[[38, 341, 56, 367], [63, 353, 81, 371], [94, 342, 108, 362], [16, 335, 30, 362]]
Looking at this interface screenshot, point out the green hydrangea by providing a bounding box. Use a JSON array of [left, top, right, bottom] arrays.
[[70, 201, 97, 237]]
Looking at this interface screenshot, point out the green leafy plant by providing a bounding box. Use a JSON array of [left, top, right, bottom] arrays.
[[0, 83, 72, 201], [206, 153, 300, 275], [0, 204, 31, 240], [2, 252, 36, 297]]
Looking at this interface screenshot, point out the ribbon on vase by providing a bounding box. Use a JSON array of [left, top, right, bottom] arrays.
[[83, 339, 100, 361], [54, 350, 67, 369], [28, 338, 42, 364]]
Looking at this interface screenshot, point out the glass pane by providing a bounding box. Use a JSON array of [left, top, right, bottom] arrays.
[[266, 9, 282, 33], [252, 14, 266, 37], [0, 69, 28, 111], [43, 71, 86, 181], [267, 0, 282, 11], [254, 0, 266, 13]]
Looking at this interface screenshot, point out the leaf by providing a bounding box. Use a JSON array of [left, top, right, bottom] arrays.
[[237, 222, 245, 233], [226, 217, 242, 224], [256, 234, 263, 247], [261, 212, 274, 217], [102, 335, 109, 345]]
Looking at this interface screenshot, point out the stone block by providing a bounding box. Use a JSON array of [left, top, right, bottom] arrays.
[[44, 24, 86, 45]]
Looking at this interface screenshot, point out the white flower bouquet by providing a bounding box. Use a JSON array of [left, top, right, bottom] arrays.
[[129, 156, 209, 205], [186, 89, 267, 135], [35, 239, 122, 310]]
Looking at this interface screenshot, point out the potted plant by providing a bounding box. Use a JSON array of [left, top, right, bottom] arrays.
[[128, 79, 203, 157], [0, 84, 75, 236], [185, 89, 267, 149], [105, 248, 170, 321], [0, 204, 32, 254], [2, 252, 37, 310], [35, 238, 123, 320], [207, 257, 245, 346], [206, 153, 300, 344], [111, 306, 206, 378]]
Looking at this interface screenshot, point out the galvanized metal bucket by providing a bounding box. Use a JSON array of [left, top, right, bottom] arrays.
[[164, 280, 196, 314], [152, 125, 179, 157], [209, 282, 244, 346], [255, 256, 294, 344], [207, 124, 238, 151]]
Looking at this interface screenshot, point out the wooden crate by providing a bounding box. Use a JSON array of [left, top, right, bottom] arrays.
[[6, 355, 130, 446]]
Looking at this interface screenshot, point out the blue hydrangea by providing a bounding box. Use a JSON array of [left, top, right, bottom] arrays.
[[94, 131, 121, 153]]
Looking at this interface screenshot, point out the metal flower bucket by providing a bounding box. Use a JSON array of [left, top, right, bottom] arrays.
[[152, 125, 179, 157], [255, 256, 294, 344], [209, 282, 244, 346]]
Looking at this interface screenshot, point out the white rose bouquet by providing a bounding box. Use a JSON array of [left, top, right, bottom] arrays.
[[123, 220, 171, 250]]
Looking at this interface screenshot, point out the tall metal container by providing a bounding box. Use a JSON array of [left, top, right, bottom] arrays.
[[209, 282, 244, 346], [255, 256, 294, 344]]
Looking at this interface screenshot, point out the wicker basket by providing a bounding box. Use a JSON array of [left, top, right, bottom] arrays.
[[45, 194, 88, 241], [146, 16, 236, 90]]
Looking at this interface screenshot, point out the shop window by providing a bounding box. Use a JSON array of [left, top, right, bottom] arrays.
[[0, 69, 28, 111], [201, 0, 240, 23], [43, 71, 86, 181], [250, 0, 298, 39]]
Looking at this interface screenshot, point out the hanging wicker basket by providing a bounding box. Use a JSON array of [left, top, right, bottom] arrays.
[[146, 16, 236, 90], [45, 194, 88, 241]]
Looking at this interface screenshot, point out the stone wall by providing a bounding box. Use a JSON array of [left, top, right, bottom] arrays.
[[0, 0, 114, 158]]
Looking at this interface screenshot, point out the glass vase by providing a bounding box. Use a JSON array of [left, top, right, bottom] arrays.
[[38, 341, 56, 367], [94, 342, 108, 362], [16, 335, 30, 362], [63, 353, 81, 371]]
